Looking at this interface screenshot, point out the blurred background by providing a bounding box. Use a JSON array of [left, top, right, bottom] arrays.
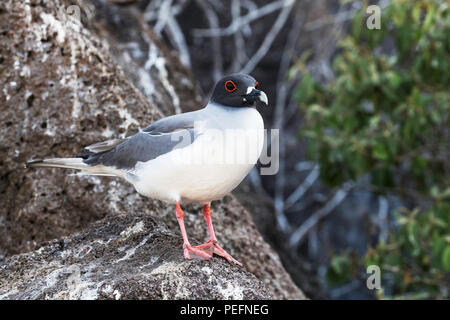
[[108, 0, 449, 299]]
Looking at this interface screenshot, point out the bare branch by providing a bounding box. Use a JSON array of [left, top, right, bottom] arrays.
[[144, 0, 189, 22], [153, 0, 173, 35], [286, 192, 328, 214], [377, 196, 389, 242], [165, 10, 191, 67], [241, 0, 257, 13], [304, 7, 359, 31], [192, 0, 292, 37], [295, 161, 317, 172], [240, 0, 257, 36], [289, 182, 355, 247], [195, 0, 223, 81], [271, 7, 304, 233], [242, 0, 294, 74], [285, 164, 320, 209], [248, 167, 273, 201], [231, 0, 246, 71], [144, 0, 191, 67], [143, 0, 162, 22]]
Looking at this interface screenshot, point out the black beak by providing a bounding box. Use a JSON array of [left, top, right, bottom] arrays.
[[243, 89, 269, 106]]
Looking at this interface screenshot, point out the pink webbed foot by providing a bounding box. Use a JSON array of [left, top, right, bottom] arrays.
[[175, 202, 242, 266], [183, 243, 213, 260], [176, 202, 211, 261], [192, 240, 242, 266]]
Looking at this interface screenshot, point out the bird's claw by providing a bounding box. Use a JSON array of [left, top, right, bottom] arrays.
[[183, 244, 212, 260], [191, 240, 242, 266]]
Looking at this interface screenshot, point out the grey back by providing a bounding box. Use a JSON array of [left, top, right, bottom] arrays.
[[83, 110, 203, 170]]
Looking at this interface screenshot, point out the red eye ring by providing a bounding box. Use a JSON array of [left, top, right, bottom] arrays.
[[255, 81, 259, 89], [224, 80, 237, 93]]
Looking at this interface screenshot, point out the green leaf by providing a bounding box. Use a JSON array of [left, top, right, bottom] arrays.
[[296, 74, 316, 104], [372, 143, 389, 161], [423, 4, 435, 32], [326, 253, 353, 286], [442, 246, 450, 272]]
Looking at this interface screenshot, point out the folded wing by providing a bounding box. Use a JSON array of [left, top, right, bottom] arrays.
[[82, 111, 202, 170]]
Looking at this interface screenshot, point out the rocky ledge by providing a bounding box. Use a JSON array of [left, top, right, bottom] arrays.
[[0, 213, 271, 300]]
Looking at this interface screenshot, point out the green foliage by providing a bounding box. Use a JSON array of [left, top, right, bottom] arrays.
[[294, 0, 450, 299], [326, 250, 359, 286], [297, 0, 449, 190], [328, 191, 449, 299], [364, 190, 450, 299]]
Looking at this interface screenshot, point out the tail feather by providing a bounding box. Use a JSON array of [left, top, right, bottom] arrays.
[[26, 158, 124, 178]]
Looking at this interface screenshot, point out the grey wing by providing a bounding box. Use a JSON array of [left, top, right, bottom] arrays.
[[83, 131, 195, 169], [142, 109, 203, 134], [83, 111, 202, 170], [85, 138, 126, 153]]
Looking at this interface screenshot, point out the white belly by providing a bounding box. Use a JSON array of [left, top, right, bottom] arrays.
[[129, 106, 264, 204]]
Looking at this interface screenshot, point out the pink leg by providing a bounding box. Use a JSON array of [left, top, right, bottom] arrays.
[[192, 204, 242, 266], [176, 202, 211, 260]]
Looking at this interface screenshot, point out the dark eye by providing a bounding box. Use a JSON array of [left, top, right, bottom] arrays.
[[255, 81, 259, 89], [225, 80, 237, 93]]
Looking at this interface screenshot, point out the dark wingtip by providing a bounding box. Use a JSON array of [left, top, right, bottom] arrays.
[[76, 152, 92, 160], [25, 159, 43, 169]]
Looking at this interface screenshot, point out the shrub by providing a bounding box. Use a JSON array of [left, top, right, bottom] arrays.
[[295, 0, 449, 299]]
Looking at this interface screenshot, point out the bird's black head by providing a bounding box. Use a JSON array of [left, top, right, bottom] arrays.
[[210, 73, 268, 108]]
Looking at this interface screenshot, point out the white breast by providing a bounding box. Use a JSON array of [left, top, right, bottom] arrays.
[[130, 104, 264, 204]]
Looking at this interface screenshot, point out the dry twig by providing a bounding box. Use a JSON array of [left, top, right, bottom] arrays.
[[289, 182, 355, 247]]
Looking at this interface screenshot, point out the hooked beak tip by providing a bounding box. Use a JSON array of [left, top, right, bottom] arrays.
[[245, 88, 268, 106], [258, 91, 268, 105]]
